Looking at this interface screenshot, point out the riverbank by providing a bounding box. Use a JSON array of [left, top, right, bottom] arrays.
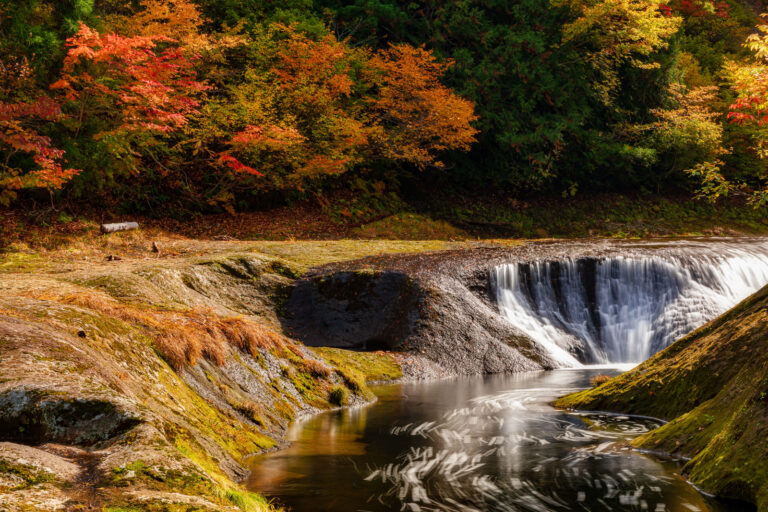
[[0, 240, 420, 511], [0, 233, 553, 511], [555, 285, 768, 510], [3, 194, 768, 251]]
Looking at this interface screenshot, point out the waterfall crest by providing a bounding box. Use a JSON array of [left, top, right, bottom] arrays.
[[491, 244, 768, 365]]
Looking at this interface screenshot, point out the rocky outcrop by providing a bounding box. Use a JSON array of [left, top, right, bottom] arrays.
[[287, 267, 551, 378], [0, 253, 395, 511]]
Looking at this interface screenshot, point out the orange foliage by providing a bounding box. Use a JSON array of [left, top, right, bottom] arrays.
[[0, 97, 81, 196], [222, 28, 478, 184], [124, 0, 206, 49], [368, 45, 479, 168], [0, 55, 80, 197], [52, 23, 208, 138], [230, 125, 306, 149], [220, 26, 372, 184], [274, 30, 356, 102]]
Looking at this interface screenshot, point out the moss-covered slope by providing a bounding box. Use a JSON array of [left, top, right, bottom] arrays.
[[555, 285, 768, 510], [0, 252, 402, 511]]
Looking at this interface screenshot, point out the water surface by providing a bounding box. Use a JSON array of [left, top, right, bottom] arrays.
[[248, 368, 752, 512]]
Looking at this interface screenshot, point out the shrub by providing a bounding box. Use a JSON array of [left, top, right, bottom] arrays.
[[328, 386, 348, 406]]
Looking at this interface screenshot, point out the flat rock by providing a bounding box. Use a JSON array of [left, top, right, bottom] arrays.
[[0, 442, 81, 482]]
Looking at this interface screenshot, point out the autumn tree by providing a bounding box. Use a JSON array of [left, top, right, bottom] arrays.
[[367, 45, 478, 169], [200, 25, 478, 195], [555, 0, 681, 104], [712, 14, 768, 204], [118, 0, 248, 58], [49, 23, 207, 195], [200, 25, 370, 194], [633, 84, 726, 189], [123, 0, 207, 48], [0, 56, 80, 205]]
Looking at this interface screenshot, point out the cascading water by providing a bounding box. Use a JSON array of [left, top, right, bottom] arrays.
[[491, 242, 768, 365]]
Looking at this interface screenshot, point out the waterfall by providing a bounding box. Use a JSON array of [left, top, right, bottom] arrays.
[[491, 243, 768, 365]]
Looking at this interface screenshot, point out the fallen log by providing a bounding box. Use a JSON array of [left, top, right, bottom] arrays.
[[100, 222, 139, 234]]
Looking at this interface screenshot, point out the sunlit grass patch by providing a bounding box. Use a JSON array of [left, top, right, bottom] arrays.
[[353, 213, 468, 240]]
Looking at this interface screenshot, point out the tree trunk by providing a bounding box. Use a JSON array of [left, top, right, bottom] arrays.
[[100, 222, 139, 234]]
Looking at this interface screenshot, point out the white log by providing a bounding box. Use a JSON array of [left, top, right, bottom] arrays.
[[100, 222, 139, 234]]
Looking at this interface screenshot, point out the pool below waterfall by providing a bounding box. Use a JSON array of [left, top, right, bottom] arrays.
[[247, 367, 754, 512]]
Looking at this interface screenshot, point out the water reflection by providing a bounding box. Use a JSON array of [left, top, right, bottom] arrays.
[[248, 368, 753, 512]]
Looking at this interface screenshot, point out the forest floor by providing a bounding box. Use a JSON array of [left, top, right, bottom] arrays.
[[2, 194, 768, 265]]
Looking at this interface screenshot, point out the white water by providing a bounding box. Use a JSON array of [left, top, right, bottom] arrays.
[[491, 242, 768, 365]]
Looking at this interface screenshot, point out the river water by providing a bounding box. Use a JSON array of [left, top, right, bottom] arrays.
[[248, 367, 752, 512]]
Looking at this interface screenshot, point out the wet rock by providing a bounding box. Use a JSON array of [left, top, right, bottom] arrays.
[[286, 268, 551, 377]]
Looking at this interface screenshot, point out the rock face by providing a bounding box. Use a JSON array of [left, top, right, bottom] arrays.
[[289, 271, 418, 351], [555, 284, 768, 511], [0, 390, 142, 446], [0, 253, 388, 511], [286, 256, 559, 378]]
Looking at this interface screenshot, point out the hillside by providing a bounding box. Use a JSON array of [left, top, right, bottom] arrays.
[[0, 240, 416, 511]]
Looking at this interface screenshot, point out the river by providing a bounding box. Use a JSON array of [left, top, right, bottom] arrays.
[[248, 366, 753, 512]]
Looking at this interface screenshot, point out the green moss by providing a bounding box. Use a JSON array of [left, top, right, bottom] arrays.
[[555, 285, 768, 509], [336, 368, 370, 398], [240, 240, 462, 274], [266, 260, 298, 279], [352, 213, 468, 240], [0, 251, 46, 274], [0, 459, 55, 490], [220, 488, 273, 512], [270, 282, 293, 319], [76, 275, 141, 300], [108, 459, 212, 498], [328, 386, 348, 406], [158, 373, 276, 458], [428, 193, 768, 239], [314, 347, 402, 382]]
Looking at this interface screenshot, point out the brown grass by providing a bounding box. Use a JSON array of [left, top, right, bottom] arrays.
[[219, 317, 284, 354], [590, 374, 612, 387], [231, 400, 266, 426], [155, 312, 300, 369], [39, 291, 302, 370], [303, 358, 331, 379]]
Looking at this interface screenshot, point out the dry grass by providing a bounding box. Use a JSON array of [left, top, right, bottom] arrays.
[[154, 312, 302, 369], [41, 291, 302, 370], [219, 317, 284, 354], [590, 374, 612, 387], [231, 400, 266, 426], [303, 358, 331, 378]]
